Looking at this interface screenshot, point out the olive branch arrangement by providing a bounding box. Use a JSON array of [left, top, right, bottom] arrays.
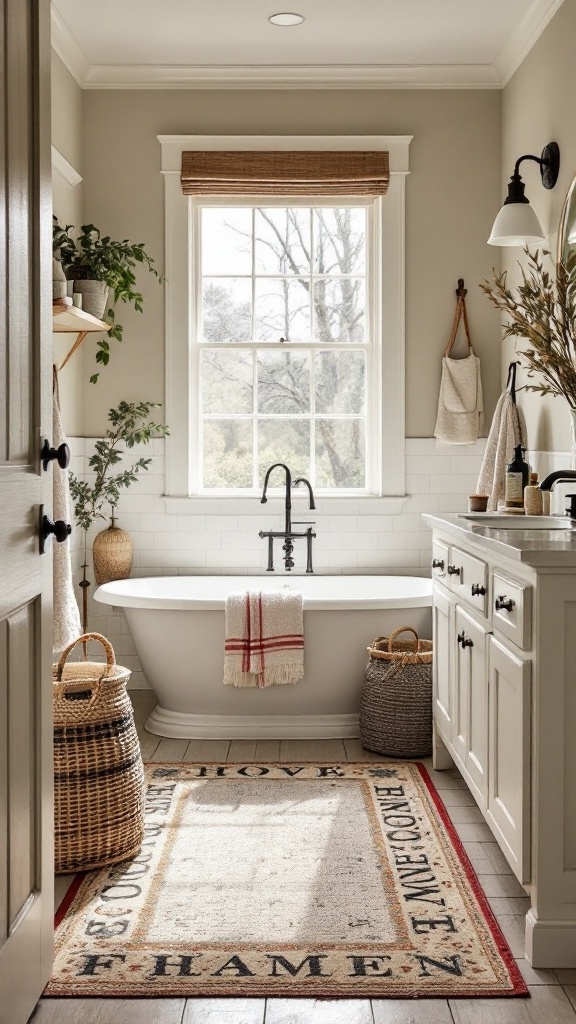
[[69, 401, 169, 533], [480, 248, 576, 407]]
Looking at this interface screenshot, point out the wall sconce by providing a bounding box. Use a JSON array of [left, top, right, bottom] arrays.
[[488, 142, 560, 246]]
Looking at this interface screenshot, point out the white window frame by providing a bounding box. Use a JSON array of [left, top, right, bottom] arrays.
[[159, 134, 411, 514]]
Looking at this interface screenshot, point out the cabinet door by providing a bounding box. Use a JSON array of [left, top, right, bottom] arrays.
[[488, 636, 531, 884], [432, 582, 454, 741], [455, 606, 490, 807]]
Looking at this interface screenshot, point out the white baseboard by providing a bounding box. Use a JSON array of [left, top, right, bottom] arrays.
[[525, 910, 576, 967], [145, 706, 360, 740]]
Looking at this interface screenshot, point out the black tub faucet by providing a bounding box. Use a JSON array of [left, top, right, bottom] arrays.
[[259, 464, 316, 572]]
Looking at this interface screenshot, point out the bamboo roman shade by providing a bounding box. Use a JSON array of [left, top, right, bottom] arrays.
[[180, 151, 390, 196]]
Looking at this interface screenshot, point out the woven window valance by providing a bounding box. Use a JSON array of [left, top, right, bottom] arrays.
[[180, 151, 389, 197]]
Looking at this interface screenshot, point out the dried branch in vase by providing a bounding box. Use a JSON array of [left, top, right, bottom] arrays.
[[480, 248, 576, 407]]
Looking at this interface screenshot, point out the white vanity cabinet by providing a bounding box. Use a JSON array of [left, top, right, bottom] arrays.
[[424, 512, 576, 967]]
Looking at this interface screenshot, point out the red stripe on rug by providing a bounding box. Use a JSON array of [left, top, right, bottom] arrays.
[[416, 762, 528, 997], [54, 872, 86, 929]]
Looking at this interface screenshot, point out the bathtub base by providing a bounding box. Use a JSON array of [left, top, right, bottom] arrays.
[[145, 705, 360, 740]]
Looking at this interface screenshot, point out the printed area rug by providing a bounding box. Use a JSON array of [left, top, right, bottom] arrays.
[[46, 762, 527, 999]]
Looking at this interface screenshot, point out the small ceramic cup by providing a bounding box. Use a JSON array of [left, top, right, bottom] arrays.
[[468, 494, 489, 513]]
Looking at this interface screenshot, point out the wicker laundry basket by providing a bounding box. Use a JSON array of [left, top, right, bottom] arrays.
[[360, 626, 433, 758], [53, 632, 145, 873]]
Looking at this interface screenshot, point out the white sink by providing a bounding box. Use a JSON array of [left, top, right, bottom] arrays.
[[458, 514, 574, 530]]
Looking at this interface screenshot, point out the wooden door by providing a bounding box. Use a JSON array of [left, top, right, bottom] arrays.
[[487, 635, 531, 884], [0, 1, 54, 1021]]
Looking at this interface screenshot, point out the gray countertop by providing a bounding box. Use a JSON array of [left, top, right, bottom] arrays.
[[422, 512, 576, 568]]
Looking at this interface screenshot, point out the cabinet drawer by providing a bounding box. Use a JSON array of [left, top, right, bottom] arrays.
[[431, 541, 449, 584], [447, 546, 488, 616], [492, 572, 532, 651]]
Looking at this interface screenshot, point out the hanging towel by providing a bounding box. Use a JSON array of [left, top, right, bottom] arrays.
[[476, 364, 527, 511], [224, 589, 304, 687], [434, 283, 484, 445], [52, 367, 82, 657]]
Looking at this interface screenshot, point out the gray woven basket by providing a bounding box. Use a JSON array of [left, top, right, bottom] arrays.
[[359, 626, 433, 758]]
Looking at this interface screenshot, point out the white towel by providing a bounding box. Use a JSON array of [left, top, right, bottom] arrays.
[[476, 392, 527, 511], [52, 369, 81, 656], [434, 351, 484, 444], [224, 589, 304, 687]]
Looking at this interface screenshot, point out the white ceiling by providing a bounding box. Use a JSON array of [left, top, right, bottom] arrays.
[[51, 0, 565, 89]]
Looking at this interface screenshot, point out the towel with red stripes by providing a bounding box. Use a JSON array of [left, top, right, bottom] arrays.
[[224, 589, 304, 687]]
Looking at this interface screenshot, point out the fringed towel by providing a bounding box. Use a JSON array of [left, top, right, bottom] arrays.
[[53, 367, 81, 656], [224, 589, 304, 687], [476, 365, 527, 511], [434, 282, 484, 445]]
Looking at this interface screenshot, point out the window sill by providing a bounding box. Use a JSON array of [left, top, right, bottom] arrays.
[[162, 495, 408, 516]]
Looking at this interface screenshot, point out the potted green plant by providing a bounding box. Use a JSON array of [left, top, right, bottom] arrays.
[[69, 401, 169, 627], [53, 219, 163, 382]]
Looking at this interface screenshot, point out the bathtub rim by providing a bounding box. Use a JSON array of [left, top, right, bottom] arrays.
[[94, 574, 433, 613]]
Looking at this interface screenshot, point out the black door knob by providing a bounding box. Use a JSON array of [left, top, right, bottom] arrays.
[[447, 564, 461, 576], [495, 595, 515, 612], [431, 558, 444, 570], [471, 583, 486, 596], [40, 514, 71, 553], [41, 439, 70, 471]]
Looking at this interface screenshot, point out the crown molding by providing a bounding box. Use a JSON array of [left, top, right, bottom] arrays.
[[51, 4, 91, 86], [494, 0, 566, 87], [51, 0, 564, 91], [80, 62, 500, 90]]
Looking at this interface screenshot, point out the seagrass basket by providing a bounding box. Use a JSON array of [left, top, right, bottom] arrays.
[[53, 632, 145, 873], [360, 626, 433, 758]]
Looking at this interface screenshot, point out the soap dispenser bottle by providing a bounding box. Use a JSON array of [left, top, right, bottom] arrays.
[[505, 444, 530, 509]]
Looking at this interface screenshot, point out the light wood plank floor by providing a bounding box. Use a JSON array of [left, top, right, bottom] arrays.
[[37, 691, 576, 1024]]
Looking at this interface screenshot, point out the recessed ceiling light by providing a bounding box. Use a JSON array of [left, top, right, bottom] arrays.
[[268, 12, 305, 26]]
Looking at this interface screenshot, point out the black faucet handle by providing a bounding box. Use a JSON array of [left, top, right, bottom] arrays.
[[565, 494, 576, 518]]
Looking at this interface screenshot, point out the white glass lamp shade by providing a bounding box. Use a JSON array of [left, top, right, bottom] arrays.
[[488, 202, 546, 246]]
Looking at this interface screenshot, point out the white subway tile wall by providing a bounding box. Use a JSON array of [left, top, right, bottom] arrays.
[[67, 436, 496, 688]]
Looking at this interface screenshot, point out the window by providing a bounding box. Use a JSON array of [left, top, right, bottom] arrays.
[[196, 203, 371, 492], [160, 136, 410, 507]]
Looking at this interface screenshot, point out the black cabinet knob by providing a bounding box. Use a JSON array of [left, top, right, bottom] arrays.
[[431, 558, 444, 570], [471, 583, 486, 597], [447, 564, 461, 576], [462, 637, 474, 648], [41, 439, 70, 471], [495, 595, 515, 612], [40, 514, 71, 553], [457, 631, 465, 645]]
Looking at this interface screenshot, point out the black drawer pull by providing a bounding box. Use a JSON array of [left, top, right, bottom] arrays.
[[447, 564, 461, 576], [471, 583, 486, 597], [495, 595, 515, 612], [431, 558, 444, 570], [457, 631, 474, 649]]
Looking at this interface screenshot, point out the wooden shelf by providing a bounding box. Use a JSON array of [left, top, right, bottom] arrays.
[[52, 300, 109, 333], [52, 299, 109, 372]]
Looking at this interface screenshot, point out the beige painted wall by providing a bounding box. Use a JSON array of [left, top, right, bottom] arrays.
[[502, 0, 576, 453], [51, 52, 84, 435], [78, 88, 502, 438]]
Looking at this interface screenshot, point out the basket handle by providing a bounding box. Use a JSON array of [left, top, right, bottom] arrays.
[[387, 626, 420, 651], [55, 632, 116, 682], [53, 678, 101, 708]]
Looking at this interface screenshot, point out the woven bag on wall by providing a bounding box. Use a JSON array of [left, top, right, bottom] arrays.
[[53, 632, 145, 873], [360, 626, 433, 758]]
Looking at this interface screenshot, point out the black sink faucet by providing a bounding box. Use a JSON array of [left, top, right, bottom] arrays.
[[261, 462, 293, 534], [259, 463, 316, 572], [540, 470, 576, 491]]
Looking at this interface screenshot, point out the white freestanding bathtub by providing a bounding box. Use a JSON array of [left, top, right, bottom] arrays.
[[94, 575, 432, 739]]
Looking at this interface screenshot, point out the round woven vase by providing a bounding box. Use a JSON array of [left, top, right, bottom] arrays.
[[93, 522, 133, 585], [68, 278, 109, 319]]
